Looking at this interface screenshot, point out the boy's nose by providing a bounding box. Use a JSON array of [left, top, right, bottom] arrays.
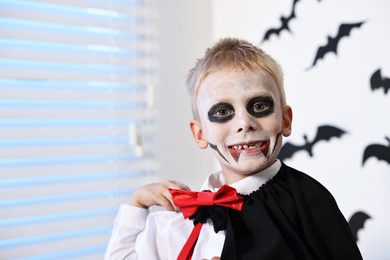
[[235, 112, 257, 133]]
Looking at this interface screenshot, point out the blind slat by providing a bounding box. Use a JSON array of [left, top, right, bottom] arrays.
[[0, 0, 144, 29], [0, 38, 157, 69], [0, 226, 110, 254], [1, 192, 142, 219], [0, 208, 117, 228], [12, 244, 107, 260], [39, 0, 145, 12], [0, 17, 148, 47]]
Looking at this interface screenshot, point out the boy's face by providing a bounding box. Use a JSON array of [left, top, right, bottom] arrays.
[[190, 69, 292, 184]]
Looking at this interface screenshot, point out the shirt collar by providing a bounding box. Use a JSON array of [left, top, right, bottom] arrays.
[[201, 160, 281, 195]]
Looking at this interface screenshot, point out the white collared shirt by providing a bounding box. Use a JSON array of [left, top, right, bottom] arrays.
[[104, 161, 281, 260]]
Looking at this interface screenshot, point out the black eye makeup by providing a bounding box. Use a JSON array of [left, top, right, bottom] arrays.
[[207, 102, 235, 123], [246, 95, 274, 118]]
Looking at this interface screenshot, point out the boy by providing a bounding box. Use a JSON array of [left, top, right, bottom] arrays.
[[104, 38, 362, 259]]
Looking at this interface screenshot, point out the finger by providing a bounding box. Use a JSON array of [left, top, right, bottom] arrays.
[[161, 188, 181, 212], [158, 194, 176, 211], [165, 180, 191, 191]]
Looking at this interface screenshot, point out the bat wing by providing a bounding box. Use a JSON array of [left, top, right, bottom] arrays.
[[309, 21, 364, 69], [370, 69, 382, 91], [362, 144, 390, 165], [278, 142, 304, 161], [311, 125, 347, 145], [262, 0, 300, 42], [370, 68, 390, 94], [348, 211, 371, 242], [335, 22, 365, 43], [384, 77, 390, 94], [309, 35, 340, 69], [262, 28, 283, 42], [279, 0, 300, 33], [311, 45, 330, 67], [287, 0, 299, 21], [262, 17, 291, 42], [331, 21, 365, 55]]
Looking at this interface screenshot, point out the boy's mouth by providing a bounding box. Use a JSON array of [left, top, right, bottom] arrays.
[[228, 141, 269, 162]]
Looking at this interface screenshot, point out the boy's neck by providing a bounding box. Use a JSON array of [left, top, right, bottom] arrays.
[[223, 159, 279, 185]]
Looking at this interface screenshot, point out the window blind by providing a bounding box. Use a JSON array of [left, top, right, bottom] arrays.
[[0, 0, 158, 259]]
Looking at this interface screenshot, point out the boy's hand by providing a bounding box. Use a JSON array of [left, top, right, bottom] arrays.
[[130, 180, 190, 211]]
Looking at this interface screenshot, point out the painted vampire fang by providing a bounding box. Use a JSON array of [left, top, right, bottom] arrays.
[[228, 141, 270, 162]]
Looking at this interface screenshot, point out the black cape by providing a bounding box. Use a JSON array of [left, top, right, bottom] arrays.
[[191, 163, 362, 260]]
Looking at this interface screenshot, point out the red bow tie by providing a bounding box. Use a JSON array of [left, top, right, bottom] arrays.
[[169, 185, 244, 260]]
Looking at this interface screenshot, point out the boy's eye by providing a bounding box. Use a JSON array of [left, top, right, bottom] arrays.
[[253, 102, 269, 112], [247, 96, 274, 118], [208, 103, 234, 123], [214, 108, 233, 117]]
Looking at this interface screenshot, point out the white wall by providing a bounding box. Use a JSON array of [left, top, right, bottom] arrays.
[[156, 1, 389, 258], [155, 1, 214, 189]]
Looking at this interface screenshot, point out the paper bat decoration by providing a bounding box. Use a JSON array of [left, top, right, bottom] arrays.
[[370, 68, 390, 94], [261, 0, 300, 42], [308, 21, 365, 69], [348, 211, 371, 242], [279, 125, 347, 161], [362, 137, 390, 166]]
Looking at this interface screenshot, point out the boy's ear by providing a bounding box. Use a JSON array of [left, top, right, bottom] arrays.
[[189, 120, 208, 149], [282, 106, 293, 137]]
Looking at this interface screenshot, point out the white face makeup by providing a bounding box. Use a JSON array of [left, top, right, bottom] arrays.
[[194, 69, 291, 183]]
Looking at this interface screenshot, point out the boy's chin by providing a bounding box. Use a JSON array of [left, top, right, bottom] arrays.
[[223, 159, 273, 175]]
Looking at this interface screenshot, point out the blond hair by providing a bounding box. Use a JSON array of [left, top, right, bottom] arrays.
[[186, 38, 286, 118]]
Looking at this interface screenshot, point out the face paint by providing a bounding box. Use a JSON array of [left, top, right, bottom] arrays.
[[196, 69, 288, 181], [246, 95, 274, 118], [229, 146, 240, 162], [267, 132, 282, 160], [207, 102, 234, 123], [209, 143, 229, 163]]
